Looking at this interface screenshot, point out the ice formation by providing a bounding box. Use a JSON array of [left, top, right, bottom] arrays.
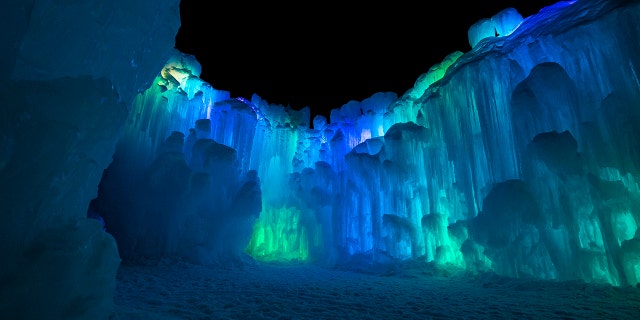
[[95, 0, 640, 287], [1, 0, 181, 318], [3, 0, 640, 318]]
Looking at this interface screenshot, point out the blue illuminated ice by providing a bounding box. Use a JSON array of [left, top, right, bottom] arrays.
[[4, 0, 640, 318], [94, 0, 640, 289]]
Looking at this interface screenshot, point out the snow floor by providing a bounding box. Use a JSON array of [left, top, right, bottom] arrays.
[[113, 258, 640, 319]]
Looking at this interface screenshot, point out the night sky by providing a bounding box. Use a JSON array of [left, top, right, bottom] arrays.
[[175, 1, 559, 120]]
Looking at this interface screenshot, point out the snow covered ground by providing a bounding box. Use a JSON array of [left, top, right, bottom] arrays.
[[113, 258, 640, 319]]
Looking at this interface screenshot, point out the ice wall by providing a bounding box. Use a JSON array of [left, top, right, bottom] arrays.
[[96, 54, 398, 263], [0, 0, 181, 318], [93, 0, 640, 288], [294, 0, 638, 285], [95, 54, 263, 265], [375, 0, 640, 285]]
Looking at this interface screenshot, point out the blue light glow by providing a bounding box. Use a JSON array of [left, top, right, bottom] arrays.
[[95, 0, 640, 287]]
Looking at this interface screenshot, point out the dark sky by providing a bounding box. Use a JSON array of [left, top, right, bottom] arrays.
[[175, 1, 559, 120]]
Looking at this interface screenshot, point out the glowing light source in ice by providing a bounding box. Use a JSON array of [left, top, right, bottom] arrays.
[[246, 206, 310, 262]]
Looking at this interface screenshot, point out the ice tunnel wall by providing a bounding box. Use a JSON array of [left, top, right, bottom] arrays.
[[1, 0, 181, 318], [94, 0, 640, 286]]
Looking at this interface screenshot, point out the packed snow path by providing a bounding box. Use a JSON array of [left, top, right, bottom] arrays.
[[114, 260, 640, 319]]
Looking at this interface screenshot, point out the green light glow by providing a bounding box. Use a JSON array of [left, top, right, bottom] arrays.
[[246, 205, 310, 262], [415, 51, 463, 94], [422, 212, 466, 268]]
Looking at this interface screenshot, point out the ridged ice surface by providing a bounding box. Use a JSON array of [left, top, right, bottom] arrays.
[[98, 0, 640, 287]]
